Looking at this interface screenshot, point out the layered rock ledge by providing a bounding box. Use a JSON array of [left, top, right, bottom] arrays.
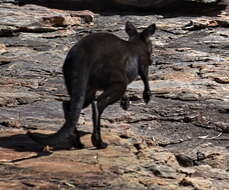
[[0, 1, 229, 190]]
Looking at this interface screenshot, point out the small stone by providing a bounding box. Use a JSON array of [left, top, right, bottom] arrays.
[[69, 10, 94, 23], [0, 120, 23, 128], [175, 154, 195, 167], [180, 177, 212, 189], [146, 164, 178, 179], [0, 57, 11, 65], [177, 167, 196, 176], [214, 77, 229, 84], [214, 122, 229, 133], [176, 91, 200, 101], [0, 44, 6, 54], [196, 151, 206, 161]]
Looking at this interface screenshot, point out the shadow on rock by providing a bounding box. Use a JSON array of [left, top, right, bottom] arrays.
[[0, 130, 90, 152], [0, 133, 42, 152], [0, 130, 90, 163], [0, 133, 50, 163]]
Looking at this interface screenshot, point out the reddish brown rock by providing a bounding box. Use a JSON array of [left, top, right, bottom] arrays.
[[0, 3, 91, 37], [0, 1, 229, 190]]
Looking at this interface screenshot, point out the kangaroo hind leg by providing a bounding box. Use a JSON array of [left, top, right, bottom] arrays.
[[91, 82, 126, 149], [63, 88, 95, 120], [120, 94, 130, 110]]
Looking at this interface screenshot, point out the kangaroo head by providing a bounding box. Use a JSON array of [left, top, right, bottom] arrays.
[[125, 21, 156, 66]]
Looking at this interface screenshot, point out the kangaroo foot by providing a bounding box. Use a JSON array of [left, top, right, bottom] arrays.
[[120, 96, 130, 110], [91, 134, 108, 149], [27, 130, 84, 150]]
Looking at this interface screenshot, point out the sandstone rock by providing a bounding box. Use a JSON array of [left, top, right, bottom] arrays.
[[145, 164, 179, 179], [180, 177, 212, 189], [0, 57, 12, 68], [0, 43, 7, 54], [0, 91, 40, 107], [214, 76, 229, 84], [183, 16, 229, 31], [214, 121, 229, 133], [0, 2, 229, 190], [194, 146, 229, 169], [175, 154, 195, 167], [0, 120, 23, 128], [67, 10, 94, 23], [0, 4, 82, 37]]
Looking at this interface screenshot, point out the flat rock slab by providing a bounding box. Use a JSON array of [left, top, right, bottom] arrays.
[[0, 129, 229, 190], [0, 2, 229, 190], [0, 3, 93, 37]]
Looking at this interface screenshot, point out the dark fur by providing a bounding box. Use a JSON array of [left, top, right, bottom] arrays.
[[28, 21, 156, 149]]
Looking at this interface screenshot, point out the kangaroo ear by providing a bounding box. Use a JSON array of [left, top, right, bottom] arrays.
[[141, 24, 156, 40], [125, 21, 138, 38]]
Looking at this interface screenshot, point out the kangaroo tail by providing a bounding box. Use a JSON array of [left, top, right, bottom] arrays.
[[59, 62, 89, 135], [28, 54, 89, 150]]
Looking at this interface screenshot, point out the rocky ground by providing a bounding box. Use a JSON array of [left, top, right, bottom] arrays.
[[0, 2, 229, 190]]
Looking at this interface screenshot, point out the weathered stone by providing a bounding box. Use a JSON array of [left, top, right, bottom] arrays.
[[180, 177, 212, 189], [0, 43, 7, 54], [0, 2, 229, 190], [0, 91, 40, 107], [214, 121, 229, 133], [0, 120, 23, 128], [0, 4, 82, 36], [67, 10, 94, 23], [214, 76, 229, 84], [175, 154, 195, 167], [0, 56, 12, 65], [145, 164, 179, 179], [183, 15, 229, 30]]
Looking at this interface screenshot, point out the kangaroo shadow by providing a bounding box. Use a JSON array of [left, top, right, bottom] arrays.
[[0, 130, 90, 162]]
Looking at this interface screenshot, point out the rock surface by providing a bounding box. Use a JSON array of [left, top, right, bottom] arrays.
[[0, 1, 229, 190]]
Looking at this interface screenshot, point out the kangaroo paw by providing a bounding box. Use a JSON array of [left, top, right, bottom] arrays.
[[91, 134, 108, 149], [27, 131, 84, 150]]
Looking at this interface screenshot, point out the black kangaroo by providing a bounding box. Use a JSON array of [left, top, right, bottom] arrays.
[[28, 21, 156, 150]]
